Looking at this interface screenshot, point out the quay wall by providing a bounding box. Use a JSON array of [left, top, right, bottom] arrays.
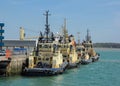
[[0, 55, 34, 76], [7, 56, 27, 76], [0, 55, 32, 76]]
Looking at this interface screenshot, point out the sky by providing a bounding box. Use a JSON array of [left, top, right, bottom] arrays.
[[0, 0, 120, 43]]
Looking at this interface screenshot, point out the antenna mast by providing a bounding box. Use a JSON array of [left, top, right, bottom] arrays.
[[43, 10, 51, 42], [62, 18, 68, 43], [77, 32, 80, 45], [86, 29, 91, 42]]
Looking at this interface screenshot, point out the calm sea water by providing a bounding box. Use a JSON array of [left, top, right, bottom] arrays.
[[0, 48, 120, 86]]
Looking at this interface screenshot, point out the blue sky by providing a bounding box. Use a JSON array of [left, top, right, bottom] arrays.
[[0, 0, 120, 43]]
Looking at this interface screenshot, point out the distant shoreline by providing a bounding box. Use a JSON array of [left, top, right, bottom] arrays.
[[94, 47, 120, 51], [93, 43, 120, 49]]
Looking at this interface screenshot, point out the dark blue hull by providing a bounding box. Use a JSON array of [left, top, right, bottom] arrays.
[[0, 60, 11, 76], [91, 56, 99, 62], [81, 55, 99, 65], [22, 67, 65, 76], [67, 62, 80, 69], [81, 59, 92, 65], [0, 60, 11, 68]]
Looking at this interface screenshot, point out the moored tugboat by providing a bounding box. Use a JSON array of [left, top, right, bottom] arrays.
[[22, 11, 68, 76], [22, 43, 68, 76], [22, 11, 83, 76], [58, 19, 81, 69], [81, 29, 100, 65]]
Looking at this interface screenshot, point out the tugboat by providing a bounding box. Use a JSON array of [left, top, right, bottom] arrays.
[[22, 11, 68, 76], [58, 19, 81, 69], [22, 43, 68, 76], [22, 11, 82, 76], [81, 29, 100, 65]]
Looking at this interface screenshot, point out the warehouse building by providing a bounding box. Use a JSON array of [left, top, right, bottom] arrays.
[[2, 40, 36, 52]]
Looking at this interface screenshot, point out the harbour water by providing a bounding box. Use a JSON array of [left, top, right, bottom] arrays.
[[0, 48, 120, 86]]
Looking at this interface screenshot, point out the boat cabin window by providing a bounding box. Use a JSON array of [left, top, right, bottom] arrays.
[[46, 58, 49, 61], [49, 45, 51, 48], [70, 45, 73, 51], [64, 45, 68, 48], [43, 45, 49, 48], [38, 58, 41, 60], [39, 45, 42, 48], [90, 40, 92, 43], [53, 44, 59, 52], [91, 45, 93, 48], [39, 44, 52, 49], [82, 48, 85, 51], [77, 48, 81, 52], [50, 57, 53, 60]]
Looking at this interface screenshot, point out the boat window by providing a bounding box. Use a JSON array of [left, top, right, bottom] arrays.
[[43, 45, 49, 48], [70, 45, 72, 51], [58, 45, 61, 48], [46, 58, 49, 61], [90, 40, 92, 43], [91, 45, 93, 48], [50, 57, 53, 60], [63, 55, 67, 57], [83, 48, 85, 51], [38, 58, 41, 60], [39, 45, 42, 48], [77, 48, 81, 51]]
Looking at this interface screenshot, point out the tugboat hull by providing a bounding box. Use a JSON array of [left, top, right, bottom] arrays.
[[81, 59, 92, 65], [0, 60, 11, 76], [81, 55, 100, 65], [67, 62, 80, 69], [22, 68, 64, 76], [0, 60, 11, 68], [91, 55, 99, 62]]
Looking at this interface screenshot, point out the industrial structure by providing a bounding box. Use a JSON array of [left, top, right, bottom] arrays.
[[0, 23, 5, 50], [0, 24, 36, 51], [3, 40, 36, 50]]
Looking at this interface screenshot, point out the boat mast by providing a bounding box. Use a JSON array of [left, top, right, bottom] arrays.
[[77, 32, 80, 45], [62, 18, 68, 43], [44, 10, 51, 42], [86, 29, 91, 42]]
